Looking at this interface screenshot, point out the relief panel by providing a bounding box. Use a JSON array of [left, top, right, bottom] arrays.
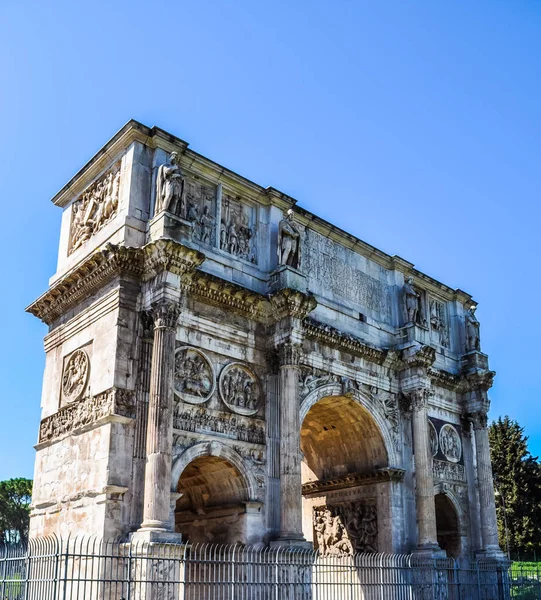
[[220, 194, 257, 263], [69, 162, 121, 254], [174, 347, 215, 404]]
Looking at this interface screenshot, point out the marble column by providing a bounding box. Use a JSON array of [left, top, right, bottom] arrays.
[[275, 342, 307, 544], [138, 300, 180, 535], [471, 410, 501, 554], [410, 388, 439, 552]]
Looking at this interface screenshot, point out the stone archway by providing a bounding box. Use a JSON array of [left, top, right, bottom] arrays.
[[300, 385, 402, 554], [171, 442, 261, 544], [435, 493, 462, 558]]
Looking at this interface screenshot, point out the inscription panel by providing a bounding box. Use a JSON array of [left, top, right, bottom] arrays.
[[303, 229, 391, 319]]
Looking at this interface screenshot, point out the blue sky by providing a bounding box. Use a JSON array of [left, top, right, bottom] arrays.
[[1, 1, 540, 481]]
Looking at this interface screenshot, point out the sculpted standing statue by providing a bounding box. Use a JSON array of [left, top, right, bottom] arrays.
[[156, 152, 185, 216], [465, 306, 480, 351], [278, 209, 301, 269], [403, 277, 421, 324]]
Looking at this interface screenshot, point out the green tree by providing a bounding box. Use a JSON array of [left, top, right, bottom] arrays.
[[489, 417, 541, 556], [0, 478, 32, 545]]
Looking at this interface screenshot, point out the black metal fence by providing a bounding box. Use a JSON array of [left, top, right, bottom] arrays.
[[0, 536, 534, 599]]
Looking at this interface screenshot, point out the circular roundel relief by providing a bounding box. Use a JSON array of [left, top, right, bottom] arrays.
[[174, 347, 215, 404], [219, 362, 262, 416], [439, 424, 462, 463], [62, 349, 90, 403], [428, 419, 439, 457]]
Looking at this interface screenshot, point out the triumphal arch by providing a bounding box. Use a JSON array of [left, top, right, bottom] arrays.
[[27, 120, 502, 559]]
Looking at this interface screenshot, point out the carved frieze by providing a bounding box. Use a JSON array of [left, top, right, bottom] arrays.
[[39, 387, 135, 444], [299, 367, 340, 401], [219, 363, 261, 416], [432, 459, 466, 483], [61, 349, 90, 404], [313, 502, 378, 556], [173, 405, 265, 445], [439, 424, 462, 463], [69, 162, 121, 254], [220, 195, 257, 263], [174, 347, 215, 404]]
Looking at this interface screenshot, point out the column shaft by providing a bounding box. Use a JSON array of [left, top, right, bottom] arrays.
[[472, 414, 500, 552], [140, 303, 178, 531], [278, 362, 304, 539], [411, 392, 439, 549]]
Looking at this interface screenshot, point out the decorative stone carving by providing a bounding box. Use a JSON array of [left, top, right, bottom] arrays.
[[465, 306, 480, 352], [439, 424, 462, 463], [174, 347, 215, 404], [151, 301, 181, 330], [173, 405, 265, 445], [69, 163, 121, 253], [313, 503, 377, 556], [298, 367, 340, 400], [39, 387, 136, 444], [156, 152, 185, 215], [429, 298, 450, 347], [433, 460, 466, 482], [429, 419, 439, 457], [219, 363, 261, 416], [220, 195, 256, 263], [276, 342, 302, 367], [62, 349, 90, 404], [278, 209, 302, 269]]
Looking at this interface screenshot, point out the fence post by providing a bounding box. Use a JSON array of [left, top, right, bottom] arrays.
[[23, 543, 31, 600], [61, 537, 70, 600]]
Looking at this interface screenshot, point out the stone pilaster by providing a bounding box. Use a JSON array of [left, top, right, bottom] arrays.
[[138, 300, 181, 536], [269, 289, 316, 547]]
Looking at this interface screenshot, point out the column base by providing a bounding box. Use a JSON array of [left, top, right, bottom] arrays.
[[413, 542, 447, 559], [131, 529, 183, 545], [270, 533, 313, 550], [476, 546, 508, 561]]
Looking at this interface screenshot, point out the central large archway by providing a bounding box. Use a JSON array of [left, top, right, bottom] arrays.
[[300, 387, 402, 554]]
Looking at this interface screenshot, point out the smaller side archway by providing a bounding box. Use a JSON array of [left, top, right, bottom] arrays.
[[435, 492, 462, 558], [171, 442, 262, 544]]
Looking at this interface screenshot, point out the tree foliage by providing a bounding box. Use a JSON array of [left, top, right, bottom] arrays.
[[0, 478, 32, 545], [489, 417, 541, 555]]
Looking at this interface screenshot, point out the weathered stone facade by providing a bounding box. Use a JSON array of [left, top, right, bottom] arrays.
[[27, 120, 502, 558]]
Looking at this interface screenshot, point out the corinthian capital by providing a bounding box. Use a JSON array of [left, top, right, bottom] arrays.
[[467, 410, 488, 430], [403, 388, 433, 411], [143, 239, 205, 281], [151, 300, 181, 330], [277, 342, 303, 367], [269, 288, 317, 321]]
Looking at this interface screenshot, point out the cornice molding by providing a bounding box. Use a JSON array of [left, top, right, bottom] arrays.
[[303, 318, 388, 365], [269, 288, 317, 321], [27, 240, 204, 325], [401, 344, 436, 369], [302, 468, 405, 496]]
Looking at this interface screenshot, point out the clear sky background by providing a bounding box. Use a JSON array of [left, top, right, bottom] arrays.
[[0, 1, 540, 481]]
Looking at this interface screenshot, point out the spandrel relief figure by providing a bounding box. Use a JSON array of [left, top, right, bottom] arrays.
[[465, 306, 480, 352], [278, 209, 302, 269], [174, 348, 215, 404], [156, 152, 185, 216], [70, 165, 121, 253]]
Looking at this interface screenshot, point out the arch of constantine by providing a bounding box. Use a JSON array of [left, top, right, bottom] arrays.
[[27, 120, 502, 560]]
